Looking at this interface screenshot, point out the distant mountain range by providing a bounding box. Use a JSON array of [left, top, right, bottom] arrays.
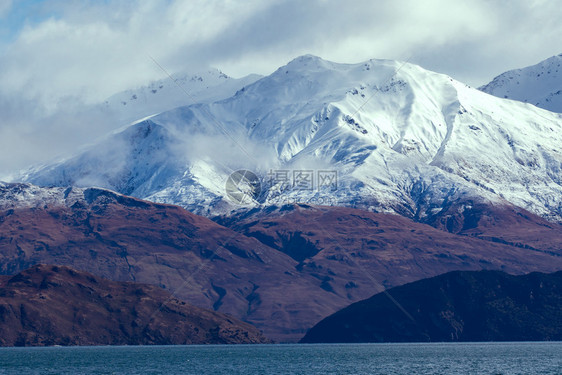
[[301, 270, 562, 343], [18, 55, 562, 223]]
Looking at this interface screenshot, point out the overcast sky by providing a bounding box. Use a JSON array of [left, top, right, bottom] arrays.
[[0, 0, 561, 178]]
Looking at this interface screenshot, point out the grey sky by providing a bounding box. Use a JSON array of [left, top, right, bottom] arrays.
[[0, 0, 561, 178]]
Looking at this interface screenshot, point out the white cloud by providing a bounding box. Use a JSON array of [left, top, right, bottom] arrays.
[[0, 0, 561, 176], [0, 0, 11, 17]]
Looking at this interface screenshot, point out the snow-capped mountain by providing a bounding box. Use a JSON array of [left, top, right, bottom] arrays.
[[100, 68, 262, 126], [480, 54, 562, 113], [18, 55, 562, 221]]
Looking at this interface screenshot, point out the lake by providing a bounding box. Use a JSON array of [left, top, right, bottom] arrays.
[[1, 342, 561, 374]]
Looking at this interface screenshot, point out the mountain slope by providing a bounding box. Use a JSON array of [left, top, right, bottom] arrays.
[[216, 204, 562, 300], [2, 183, 561, 342], [0, 264, 269, 346], [480, 54, 562, 113], [301, 270, 562, 343], [20, 55, 562, 222], [0, 182, 345, 342]]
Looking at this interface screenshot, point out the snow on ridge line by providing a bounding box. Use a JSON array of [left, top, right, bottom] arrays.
[[0, 182, 126, 209], [102, 68, 263, 127], [480, 54, 562, 113]]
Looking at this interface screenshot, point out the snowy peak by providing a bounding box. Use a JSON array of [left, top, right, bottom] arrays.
[[480, 54, 562, 113], [101, 68, 262, 125], [109, 68, 230, 107], [283, 54, 332, 69], [235, 56, 473, 165]]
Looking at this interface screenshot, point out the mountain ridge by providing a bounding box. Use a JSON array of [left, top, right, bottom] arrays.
[[101, 68, 263, 126], [17, 55, 562, 223]]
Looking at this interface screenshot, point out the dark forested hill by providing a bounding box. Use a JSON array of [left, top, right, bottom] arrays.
[[301, 270, 562, 343]]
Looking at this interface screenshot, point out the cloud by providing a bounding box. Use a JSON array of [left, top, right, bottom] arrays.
[[0, 0, 561, 177], [0, 0, 11, 17]]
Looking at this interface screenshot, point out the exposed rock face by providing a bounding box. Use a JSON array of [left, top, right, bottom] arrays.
[[0, 264, 270, 346], [301, 270, 562, 343]]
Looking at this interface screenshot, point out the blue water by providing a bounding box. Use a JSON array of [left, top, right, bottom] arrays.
[[0, 342, 561, 374]]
